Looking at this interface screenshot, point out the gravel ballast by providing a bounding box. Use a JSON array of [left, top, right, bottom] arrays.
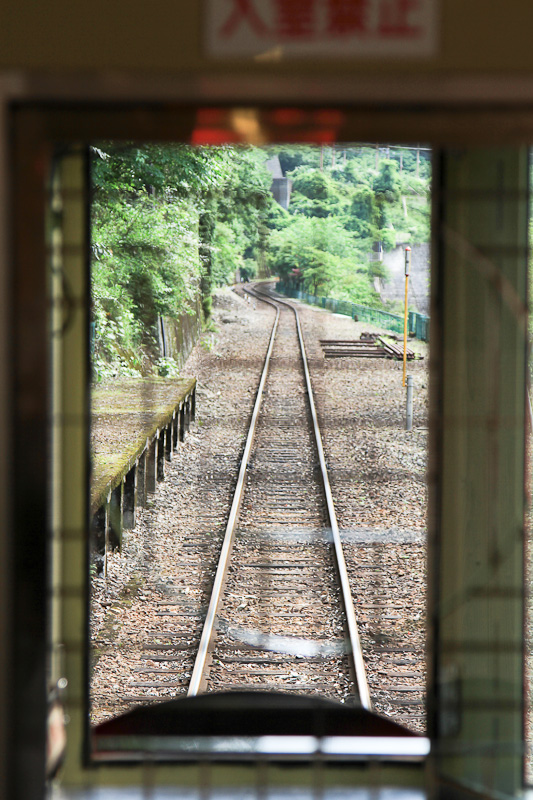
[[90, 286, 428, 733]]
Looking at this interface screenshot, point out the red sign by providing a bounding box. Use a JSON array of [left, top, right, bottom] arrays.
[[206, 0, 436, 58]]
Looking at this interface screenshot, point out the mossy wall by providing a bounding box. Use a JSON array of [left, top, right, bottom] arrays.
[[160, 295, 203, 368]]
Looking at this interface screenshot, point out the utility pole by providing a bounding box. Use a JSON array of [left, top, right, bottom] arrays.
[[406, 376, 414, 431], [403, 246, 411, 387]]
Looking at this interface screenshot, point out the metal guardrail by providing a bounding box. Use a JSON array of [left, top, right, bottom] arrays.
[[91, 384, 196, 575], [409, 310, 430, 342], [278, 283, 429, 342]]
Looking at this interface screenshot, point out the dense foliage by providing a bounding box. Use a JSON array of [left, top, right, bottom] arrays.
[[91, 144, 271, 378], [91, 143, 430, 378], [266, 145, 431, 303]]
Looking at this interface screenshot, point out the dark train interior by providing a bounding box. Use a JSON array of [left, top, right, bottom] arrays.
[[1, 2, 533, 799], [9, 103, 529, 800]]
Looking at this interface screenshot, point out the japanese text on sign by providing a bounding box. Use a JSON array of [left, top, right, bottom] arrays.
[[206, 0, 437, 59]]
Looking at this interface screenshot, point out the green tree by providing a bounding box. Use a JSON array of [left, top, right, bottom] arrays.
[[346, 186, 379, 238], [373, 159, 401, 202]]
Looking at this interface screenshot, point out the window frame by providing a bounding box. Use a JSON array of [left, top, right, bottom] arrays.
[[3, 94, 531, 797]]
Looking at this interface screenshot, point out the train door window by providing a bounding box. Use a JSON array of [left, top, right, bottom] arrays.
[[85, 139, 431, 762], [433, 147, 528, 800]]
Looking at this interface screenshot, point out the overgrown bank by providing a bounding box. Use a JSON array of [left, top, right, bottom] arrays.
[[90, 144, 272, 380], [91, 143, 430, 379]]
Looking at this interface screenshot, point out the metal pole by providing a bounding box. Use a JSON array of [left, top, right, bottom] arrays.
[[406, 375, 414, 431], [403, 247, 411, 387]]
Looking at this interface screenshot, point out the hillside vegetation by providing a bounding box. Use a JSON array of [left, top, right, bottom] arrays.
[[265, 145, 430, 305], [91, 143, 431, 378]]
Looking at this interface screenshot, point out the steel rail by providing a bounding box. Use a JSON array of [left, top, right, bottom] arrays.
[[187, 296, 280, 697], [253, 284, 372, 710]]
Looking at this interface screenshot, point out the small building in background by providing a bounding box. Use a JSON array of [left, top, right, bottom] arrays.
[[265, 155, 293, 210]]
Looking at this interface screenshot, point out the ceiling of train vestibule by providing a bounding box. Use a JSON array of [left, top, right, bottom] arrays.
[[2, 0, 533, 73]]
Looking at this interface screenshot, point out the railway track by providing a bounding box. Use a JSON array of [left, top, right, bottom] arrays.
[[183, 285, 370, 706], [92, 285, 427, 748]]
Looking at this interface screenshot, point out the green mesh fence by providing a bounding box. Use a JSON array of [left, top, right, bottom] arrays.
[[277, 283, 429, 342]]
